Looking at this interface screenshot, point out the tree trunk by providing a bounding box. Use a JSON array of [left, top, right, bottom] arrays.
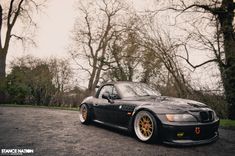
[[220, 26, 235, 119], [218, 0, 235, 119], [0, 52, 6, 78], [141, 68, 151, 84], [222, 65, 235, 119], [0, 52, 7, 103]]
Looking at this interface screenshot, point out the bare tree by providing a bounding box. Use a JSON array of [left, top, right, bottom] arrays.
[[48, 58, 73, 106], [102, 22, 143, 82], [141, 31, 192, 97], [71, 0, 125, 94], [0, 0, 46, 102], [100, 11, 192, 97], [49, 58, 73, 93], [126, 11, 193, 97], [166, 0, 235, 119]]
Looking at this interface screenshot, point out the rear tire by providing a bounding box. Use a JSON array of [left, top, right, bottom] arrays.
[[79, 104, 91, 125], [134, 111, 158, 143]]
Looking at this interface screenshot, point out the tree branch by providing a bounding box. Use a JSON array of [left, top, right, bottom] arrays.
[[4, 0, 24, 51], [84, 13, 94, 58], [7, 0, 15, 27], [70, 52, 92, 76], [177, 45, 218, 69], [10, 34, 24, 40], [169, 3, 216, 14], [11, 0, 24, 27]]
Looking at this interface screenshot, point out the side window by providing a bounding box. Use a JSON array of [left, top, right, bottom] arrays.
[[98, 85, 113, 99], [98, 85, 120, 99], [110, 87, 120, 99]]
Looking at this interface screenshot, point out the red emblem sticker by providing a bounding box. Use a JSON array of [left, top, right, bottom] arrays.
[[195, 127, 201, 135]]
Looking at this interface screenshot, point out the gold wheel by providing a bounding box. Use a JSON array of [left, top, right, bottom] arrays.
[[139, 115, 153, 137], [134, 111, 156, 141], [81, 107, 87, 120], [79, 104, 89, 124]]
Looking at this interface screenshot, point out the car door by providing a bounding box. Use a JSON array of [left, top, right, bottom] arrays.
[[98, 85, 132, 127], [93, 84, 134, 127], [93, 85, 113, 123], [106, 87, 132, 127], [109, 99, 133, 128]]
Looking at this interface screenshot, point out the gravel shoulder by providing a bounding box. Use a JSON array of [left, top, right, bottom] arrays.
[[0, 107, 235, 156]]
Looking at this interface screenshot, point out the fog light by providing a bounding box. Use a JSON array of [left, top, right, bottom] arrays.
[[177, 132, 184, 137]]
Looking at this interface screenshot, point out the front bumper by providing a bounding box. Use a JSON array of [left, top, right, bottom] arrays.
[[160, 119, 220, 146]]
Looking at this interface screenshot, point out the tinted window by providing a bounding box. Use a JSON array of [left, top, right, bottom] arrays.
[[98, 85, 120, 99]]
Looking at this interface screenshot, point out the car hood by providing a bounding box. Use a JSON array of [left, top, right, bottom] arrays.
[[122, 96, 210, 114]]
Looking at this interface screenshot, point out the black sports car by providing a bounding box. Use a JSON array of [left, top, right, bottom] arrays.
[[79, 81, 219, 145]]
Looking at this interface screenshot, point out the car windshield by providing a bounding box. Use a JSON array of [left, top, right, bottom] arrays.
[[116, 82, 161, 98]]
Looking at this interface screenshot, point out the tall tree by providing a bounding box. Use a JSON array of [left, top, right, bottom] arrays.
[[103, 27, 143, 82], [0, 0, 45, 102], [168, 0, 235, 119], [141, 32, 192, 97], [71, 0, 125, 94], [48, 58, 73, 105]]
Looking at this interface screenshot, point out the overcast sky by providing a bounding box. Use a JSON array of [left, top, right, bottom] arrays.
[[8, 0, 75, 61], [7, 0, 155, 61]]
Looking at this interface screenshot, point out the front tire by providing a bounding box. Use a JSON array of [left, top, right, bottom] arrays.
[[134, 111, 158, 143], [79, 104, 91, 124]]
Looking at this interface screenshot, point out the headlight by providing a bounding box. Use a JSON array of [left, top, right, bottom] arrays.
[[213, 111, 218, 119], [166, 114, 197, 122]]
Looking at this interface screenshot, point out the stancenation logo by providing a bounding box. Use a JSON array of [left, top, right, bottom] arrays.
[[1, 149, 34, 155]]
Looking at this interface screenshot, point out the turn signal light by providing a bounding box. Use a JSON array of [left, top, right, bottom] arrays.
[[177, 132, 184, 137], [127, 112, 132, 115]]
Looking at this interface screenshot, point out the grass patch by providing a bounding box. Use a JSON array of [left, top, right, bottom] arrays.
[[0, 104, 79, 111], [220, 119, 235, 129]]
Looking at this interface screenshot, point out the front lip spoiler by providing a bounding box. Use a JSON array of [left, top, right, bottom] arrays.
[[162, 132, 219, 146]]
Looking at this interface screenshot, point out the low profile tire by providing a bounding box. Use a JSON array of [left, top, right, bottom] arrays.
[[79, 104, 91, 125], [134, 110, 158, 143]]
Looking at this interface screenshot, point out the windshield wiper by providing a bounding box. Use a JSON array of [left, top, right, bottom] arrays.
[[140, 94, 151, 97]]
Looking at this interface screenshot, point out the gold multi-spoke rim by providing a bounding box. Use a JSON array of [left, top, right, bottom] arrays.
[[134, 111, 155, 141], [139, 115, 153, 137], [81, 107, 87, 120]]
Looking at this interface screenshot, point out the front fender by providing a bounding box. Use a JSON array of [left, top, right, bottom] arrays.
[[80, 96, 94, 107], [132, 104, 155, 116]]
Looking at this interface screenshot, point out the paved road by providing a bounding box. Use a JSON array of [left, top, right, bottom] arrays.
[[0, 107, 235, 156]]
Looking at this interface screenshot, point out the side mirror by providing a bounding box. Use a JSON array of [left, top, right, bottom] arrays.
[[102, 92, 114, 103]]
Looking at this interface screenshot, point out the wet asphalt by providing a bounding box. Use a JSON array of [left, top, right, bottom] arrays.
[[0, 107, 235, 156]]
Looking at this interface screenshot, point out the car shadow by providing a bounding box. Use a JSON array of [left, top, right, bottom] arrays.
[[91, 121, 131, 137], [88, 121, 164, 145], [87, 121, 216, 148]]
